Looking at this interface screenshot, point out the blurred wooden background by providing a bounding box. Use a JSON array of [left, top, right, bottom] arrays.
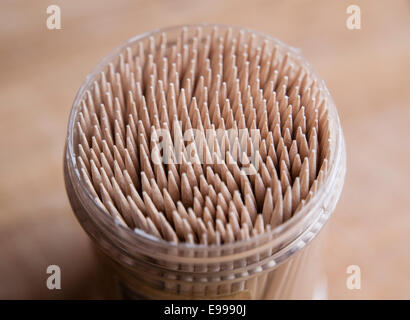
[[0, 0, 409, 299]]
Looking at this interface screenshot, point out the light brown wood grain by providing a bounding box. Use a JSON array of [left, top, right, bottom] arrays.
[[0, 0, 409, 299]]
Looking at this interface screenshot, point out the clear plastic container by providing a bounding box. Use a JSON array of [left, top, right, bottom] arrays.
[[64, 24, 346, 299]]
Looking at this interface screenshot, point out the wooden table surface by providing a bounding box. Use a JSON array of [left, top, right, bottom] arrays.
[[1, 0, 409, 299]]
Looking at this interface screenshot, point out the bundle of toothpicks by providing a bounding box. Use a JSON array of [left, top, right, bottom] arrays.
[[74, 26, 332, 298]]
